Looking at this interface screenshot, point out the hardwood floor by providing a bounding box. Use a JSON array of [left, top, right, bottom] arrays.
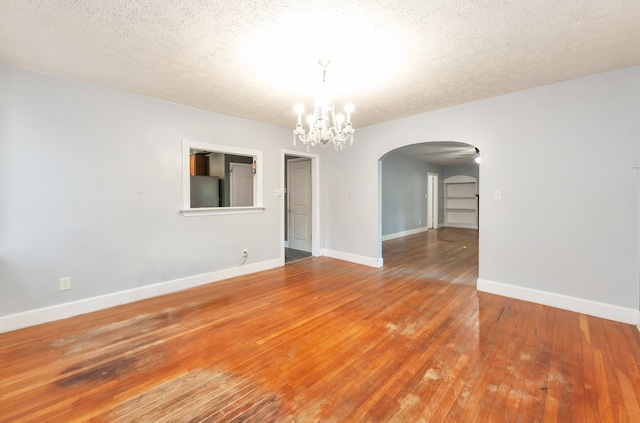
[[1, 228, 640, 421], [382, 227, 479, 286]]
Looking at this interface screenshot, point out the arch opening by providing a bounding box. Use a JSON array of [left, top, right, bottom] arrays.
[[378, 141, 480, 286]]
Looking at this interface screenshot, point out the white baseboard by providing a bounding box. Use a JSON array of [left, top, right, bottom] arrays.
[[320, 249, 383, 268], [382, 227, 428, 241], [477, 278, 638, 325], [0, 258, 283, 334], [444, 223, 478, 229]]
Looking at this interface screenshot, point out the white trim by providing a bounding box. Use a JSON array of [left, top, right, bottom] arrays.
[[0, 258, 282, 334], [321, 249, 383, 268], [427, 172, 439, 230], [637, 311, 640, 332], [281, 149, 321, 257], [635, 165, 640, 332], [478, 278, 638, 325], [444, 223, 478, 229], [182, 206, 266, 216], [382, 227, 428, 241], [286, 157, 313, 253]]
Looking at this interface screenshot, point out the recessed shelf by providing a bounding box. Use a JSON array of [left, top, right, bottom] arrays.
[[444, 175, 478, 229]]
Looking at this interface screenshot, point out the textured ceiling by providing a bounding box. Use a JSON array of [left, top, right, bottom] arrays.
[[1, 1, 639, 130], [393, 142, 479, 166]]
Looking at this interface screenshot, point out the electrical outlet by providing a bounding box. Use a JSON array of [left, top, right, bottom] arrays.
[[59, 277, 71, 291], [242, 248, 249, 257]]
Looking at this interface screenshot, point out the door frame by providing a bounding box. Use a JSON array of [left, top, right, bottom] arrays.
[[427, 172, 439, 229], [281, 149, 320, 260]]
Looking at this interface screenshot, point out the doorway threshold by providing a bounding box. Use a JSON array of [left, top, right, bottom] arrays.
[[285, 248, 312, 263]]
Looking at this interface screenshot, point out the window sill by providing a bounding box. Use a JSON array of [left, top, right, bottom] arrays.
[[181, 206, 266, 217]]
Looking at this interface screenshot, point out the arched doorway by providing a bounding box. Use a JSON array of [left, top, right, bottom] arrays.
[[379, 141, 480, 285]]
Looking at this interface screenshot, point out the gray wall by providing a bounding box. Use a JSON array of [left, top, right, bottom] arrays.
[[380, 153, 481, 237], [320, 65, 640, 310], [381, 153, 444, 236], [0, 64, 291, 317]]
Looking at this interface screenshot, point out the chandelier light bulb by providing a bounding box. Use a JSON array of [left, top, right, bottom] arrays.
[[344, 104, 354, 124], [295, 105, 304, 125]]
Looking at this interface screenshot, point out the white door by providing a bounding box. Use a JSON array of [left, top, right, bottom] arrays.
[[230, 162, 253, 207], [288, 159, 312, 252], [427, 173, 438, 229]]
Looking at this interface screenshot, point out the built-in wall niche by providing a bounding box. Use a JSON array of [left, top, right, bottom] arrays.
[[182, 139, 264, 216], [444, 175, 478, 229]]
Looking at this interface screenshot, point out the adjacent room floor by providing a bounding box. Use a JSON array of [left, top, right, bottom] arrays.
[[284, 247, 312, 263], [1, 228, 639, 422]]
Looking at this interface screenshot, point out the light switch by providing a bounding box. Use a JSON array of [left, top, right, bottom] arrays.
[[493, 189, 502, 200]]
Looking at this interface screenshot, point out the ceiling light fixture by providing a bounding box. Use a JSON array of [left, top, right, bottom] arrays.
[[471, 147, 481, 163], [293, 60, 354, 152]]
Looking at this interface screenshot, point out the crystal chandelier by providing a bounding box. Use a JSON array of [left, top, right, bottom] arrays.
[[293, 60, 355, 151]]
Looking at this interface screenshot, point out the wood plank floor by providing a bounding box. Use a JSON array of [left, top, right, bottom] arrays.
[[2, 227, 640, 422]]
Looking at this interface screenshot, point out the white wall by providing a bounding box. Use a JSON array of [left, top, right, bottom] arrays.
[[322, 66, 640, 318], [0, 65, 292, 326]]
